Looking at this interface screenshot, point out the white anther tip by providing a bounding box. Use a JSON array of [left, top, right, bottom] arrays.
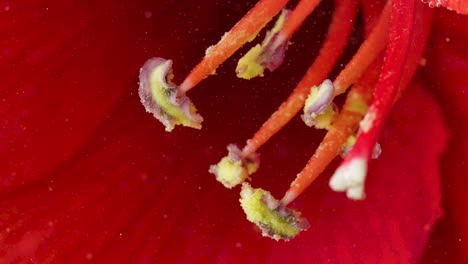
[[329, 158, 368, 200]]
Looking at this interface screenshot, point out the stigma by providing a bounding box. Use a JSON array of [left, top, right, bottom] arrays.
[[139, 0, 431, 240]]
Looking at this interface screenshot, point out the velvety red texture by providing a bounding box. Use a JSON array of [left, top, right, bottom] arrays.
[[421, 7, 468, 263], [0, 0, 463, 263]]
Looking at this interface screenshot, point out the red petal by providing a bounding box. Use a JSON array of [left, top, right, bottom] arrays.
[[0, 0, 450, 262], [0, 0, 214, 193], [422, 7, 468, 262]]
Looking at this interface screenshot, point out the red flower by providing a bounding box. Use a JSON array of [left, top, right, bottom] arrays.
[[0, 0, 466, 263]]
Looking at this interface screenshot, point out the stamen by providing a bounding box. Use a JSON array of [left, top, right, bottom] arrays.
[[282, 59, 382, 205], [330, 0, 417, 199], [300, 80, 337, 130], [179, 0, 290, 93], [239, 183, 309, 241], [236, 0, 322, 79], [284, 0, 432, 205], [140, 0, 433, 241], [236, 9, 291, 79], [209, 145, 259, 189], [300, 1, 391, 126], [242, 0, 357, 156], [208, 0, 356, 189], [140, 0, 289, 131], [226, 0, 390, 198], [138, 58, 203, 132]]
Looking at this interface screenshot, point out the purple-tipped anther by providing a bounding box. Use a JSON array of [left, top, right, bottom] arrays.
[[209, 144, 260, 189], [301, 79, 335, 127], [138, 57, 203, 132], [236, 9, 291, 79], [260, 34, 289, 72], [239, 183, 310, 241]]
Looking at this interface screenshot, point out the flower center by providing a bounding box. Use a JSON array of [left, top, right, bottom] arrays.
[[139, 0, 431, 241]]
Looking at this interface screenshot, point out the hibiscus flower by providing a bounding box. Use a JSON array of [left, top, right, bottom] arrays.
[[0, 0, 466, 263]]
